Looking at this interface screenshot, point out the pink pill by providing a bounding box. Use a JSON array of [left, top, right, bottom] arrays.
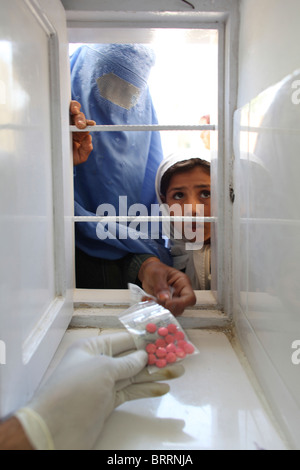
[[155, 338, 167, 348], [175, 330, 185, 341], [148, 353, 156, 365], [176, 348, 186, 359], [156, 347, 167, 358], [167, 323, 178, 334], [166, 343, 177, 353], [146, 343, 156, 354], [184, 343, 195, 354], [166, 352, 177, 363], [177, 340, 188, 349], [158, 327, 168, 337], [156, 358, 167, 368], [165, 334, 175, 344], [146, 323, 157, 334]]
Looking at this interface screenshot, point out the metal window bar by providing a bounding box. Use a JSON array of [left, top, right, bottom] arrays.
[[71, 123, 216, 224], [73, 216, 216, 222], [70, 124, 216, 132]]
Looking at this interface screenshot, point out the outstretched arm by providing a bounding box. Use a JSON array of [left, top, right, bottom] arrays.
[[138, 257, 196, 316], [1, 332, 184, 450]]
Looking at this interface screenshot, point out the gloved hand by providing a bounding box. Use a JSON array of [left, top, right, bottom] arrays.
[[15, 332, 184, 450]]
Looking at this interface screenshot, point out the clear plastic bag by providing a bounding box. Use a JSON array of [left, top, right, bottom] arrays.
[[127, 283, 174, 304], [119, 298, 199, 373], [127, 283, 157, 304]]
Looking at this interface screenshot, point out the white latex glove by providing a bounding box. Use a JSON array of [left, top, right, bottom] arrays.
[[15, 332, 184, 450]]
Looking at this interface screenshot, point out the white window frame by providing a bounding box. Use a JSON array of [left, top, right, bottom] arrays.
[[64, 1, 239, 323], [0, 0, 74, 418]]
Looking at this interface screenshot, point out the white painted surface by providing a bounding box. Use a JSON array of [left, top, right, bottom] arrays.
[[0, 0, 55, 345], [237, 0, 300, 107], [234, 0, 300, 448], [45, 327, 288, 450], [233, 71, 300, 449], [0, 0, 74, 418], [61, 0, 237, 13]]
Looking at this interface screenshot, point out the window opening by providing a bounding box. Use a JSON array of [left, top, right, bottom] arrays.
[[69, 29, 219, 301]]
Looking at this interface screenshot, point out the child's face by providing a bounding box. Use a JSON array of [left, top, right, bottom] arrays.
[[163, 166, 211, 244]]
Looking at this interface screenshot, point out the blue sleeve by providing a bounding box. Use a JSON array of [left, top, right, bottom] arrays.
[[74, 201, 173, 265]]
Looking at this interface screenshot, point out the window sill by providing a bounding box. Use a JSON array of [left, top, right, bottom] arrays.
[[71, 288, 229, 329]]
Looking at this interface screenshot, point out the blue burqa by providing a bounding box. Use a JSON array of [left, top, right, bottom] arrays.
[[70, 44, 171, 265]]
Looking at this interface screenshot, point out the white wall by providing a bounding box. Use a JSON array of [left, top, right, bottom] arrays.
[[0, 0, 74, 417], [237, 0, 300, 107], [234, 0, 300, 450]]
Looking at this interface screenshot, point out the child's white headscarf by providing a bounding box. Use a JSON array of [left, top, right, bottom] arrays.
[[155, 152, 211, 290]]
